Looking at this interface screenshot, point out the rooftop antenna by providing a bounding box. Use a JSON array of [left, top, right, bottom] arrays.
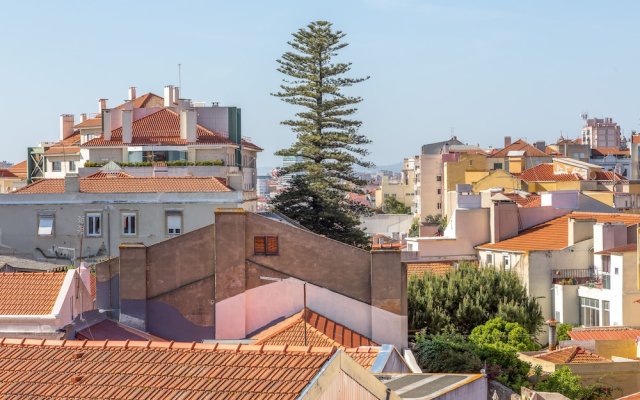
[[178, 63, 182, 93]]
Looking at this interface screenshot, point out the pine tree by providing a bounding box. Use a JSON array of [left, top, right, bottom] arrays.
[[271, 21, 372, 247]]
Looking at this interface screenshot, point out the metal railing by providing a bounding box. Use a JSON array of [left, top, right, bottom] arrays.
[[551, 267, 605, 287]]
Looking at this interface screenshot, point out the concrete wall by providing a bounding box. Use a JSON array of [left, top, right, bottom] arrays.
[[0, 193, 242, 259], [408, 208, 489, 260], [87, 148, 125, 163], [552, 284, 580, 325], [360, 214, 413, 236]]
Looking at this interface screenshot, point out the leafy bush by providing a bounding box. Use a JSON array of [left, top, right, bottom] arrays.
[[82, 160, 225, 168], [469, 317, 539, 351], [413, 333, 482, 373], [557, 323, 574, 341], [534, 366, 615, 400]]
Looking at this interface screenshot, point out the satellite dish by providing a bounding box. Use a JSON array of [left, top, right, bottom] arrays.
[[588, 170, 598, 180]]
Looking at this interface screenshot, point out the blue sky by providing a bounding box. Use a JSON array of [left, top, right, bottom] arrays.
[[1, 1, 639, 169]]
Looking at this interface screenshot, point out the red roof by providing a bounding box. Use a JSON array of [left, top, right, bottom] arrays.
[[595, 243, 637, 255], [76, 319, 165, 341], [74, 117, 101, 129], [0, 170, 18, 179], [531, 346, 609, 364], [0, 272, 67, 315], [252, 308, 377, 349], [568, 327, 640, 341], [491, 139, 549, 158], [13, 176, 231, 194], [591, 147, 630, 157], [477, 212, 640, 252], [0, 338, 335, 399], [591, 170, 626, 182], [8, 161, 27, 179], [407, 262, 453, 277], [500, 193, 541, 208], [518, 164, 582, 182]]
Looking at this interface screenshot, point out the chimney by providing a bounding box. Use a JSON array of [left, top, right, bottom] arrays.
[[164, 85, 174, 107], [102, 109, 112, 141], [122, 109, 133, 144], [490, 201, 519, 243], [128, 86, 137, 101], [180, 108, 197, 142], [173, 86, 180, 102], [567, 218, 596, 246], [64, 174, 80, 193], [176, 98, 191, 111], [80, 113, 87, 123], [98, 98, 108, 113], [547, 319, 558, 351], [123, 99, 133, 111], [593, 222, 627, 253], [504, 136, 512, 148], [59, 114, 75, 140]]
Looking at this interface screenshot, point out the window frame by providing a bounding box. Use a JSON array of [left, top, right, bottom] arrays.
[[121, 211, 137, 236], [37, 214, 54, 236], [166, 211, 183, 236], [85, 212, 102, 237], [51, 161, 62, 172], [68, 160, 76, 172]]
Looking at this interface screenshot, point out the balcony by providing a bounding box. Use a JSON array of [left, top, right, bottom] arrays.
[[551, 268, 602, 286]]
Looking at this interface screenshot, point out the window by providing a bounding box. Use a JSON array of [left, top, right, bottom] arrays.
[[122, 212, 137, 236], [52, 161, 61, 172], [603, 300, 610, 326], [254, 236, 279, 255], [68, 161, 76, 172], [166, 211, 183, 235], [437, 189, 441, 195], [436, 176, 442, 182], [37, 215, 54, 236], [85, 212, 102, 237], [485, 253, 493, 265], [602, 256, 611, 289], [503, 254, 511, 271], [494, 163, 503, 170], [437, 203, 442, 210], [580, 297, 600, 327]]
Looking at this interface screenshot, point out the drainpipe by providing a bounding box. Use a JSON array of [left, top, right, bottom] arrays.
[[547, 319, 558, 351]]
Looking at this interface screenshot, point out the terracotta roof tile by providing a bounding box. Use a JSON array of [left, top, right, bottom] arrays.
[[76, 319, 164, 342], [500, 193, 541, 208], [13, 176, 231, 194], [619, 392, 640, 400], [477, 212, 640, 252], [74, 117, 101, 128], [491, 139, 549, 158], [595, 243, 637, 255], [44, 146, 80, 155], [7, 161, 27, 179], [591, 170, 626, 181], [407, 262, 453, 277], [532, 346, 610, 364], [518, 164, 582, 182], [591, 147, 630, 157], [568, 327, 640, 341], [0, 169, 18, 179], [252, 308, 377, 349], [344, 347, 380, 369], [0, 339, 334, 399], [0, 272, 66, 315]]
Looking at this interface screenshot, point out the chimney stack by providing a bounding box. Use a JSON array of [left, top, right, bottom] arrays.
[[59, 114, 75, 140], [122, 109, 133, 144], [173, 86, 180, 102], [80, 113, 87, 123], [180, 108, 197, 142], [164, 85, 174, 107], [547, 319, 558, 351], [64, 174, 80, 193], [98, 98, 108, 113], [128, 86, 137, 101], [102, 109, 112, 141], [504, 136, 512, 148]]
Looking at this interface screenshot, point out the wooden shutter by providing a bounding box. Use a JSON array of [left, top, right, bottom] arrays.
[[254, 236, 266, 255], [266, 236, 279, 255]]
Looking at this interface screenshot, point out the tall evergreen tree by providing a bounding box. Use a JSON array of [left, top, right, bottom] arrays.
[[270, 20, 372, 247]]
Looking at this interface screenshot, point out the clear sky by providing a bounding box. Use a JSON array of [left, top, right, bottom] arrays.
[[1, 1, 639, 169]]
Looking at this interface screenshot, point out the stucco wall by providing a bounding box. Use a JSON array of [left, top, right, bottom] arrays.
[[88, 148, 124, 162]]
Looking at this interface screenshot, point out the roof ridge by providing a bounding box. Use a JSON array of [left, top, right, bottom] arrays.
[[0, 338, 338, 354]]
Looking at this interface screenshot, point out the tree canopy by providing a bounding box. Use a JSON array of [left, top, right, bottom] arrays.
[[408, 263, 543, 335], [270, 20, 372, 248]]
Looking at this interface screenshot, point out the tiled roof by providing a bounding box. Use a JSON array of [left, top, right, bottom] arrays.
[[591, 147, 630, 157], [117, 92, 165, 109], [13, 176, 231, 194], [490, 139, 549, 158], [531, 346, 610, 364], [595, 243, 637, 255], [477, 212, 640, 252], [7, 161, 27, 179], [242, 139, 263, 151], [591, 170, 626, 181], [499, 193, 541, 208], [44, 146, 80, 155], [619, 392, 640, 400], [252, 309, 377, 349], [74, 117, 101, 128], [568, 327, 640, 341], [0, 272, 66, 315], [0, 338, 335, 399], [0, 169, 18, 179], [84, 170, 133, 179], [407, 262, 453, 277], [518, 164, 582, 182], [344, 347, 380, 369]]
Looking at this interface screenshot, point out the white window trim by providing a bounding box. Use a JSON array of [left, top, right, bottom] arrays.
[[85, 212, 102, 237], [166, 211, 183, 236], [37, 214, 54, 236], [122, 212, 137, 236]]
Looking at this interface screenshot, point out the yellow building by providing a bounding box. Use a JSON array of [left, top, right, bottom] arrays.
[[472, 169, 524, 193], [0, 170, 20, 193], [374, 158, 415, 210]]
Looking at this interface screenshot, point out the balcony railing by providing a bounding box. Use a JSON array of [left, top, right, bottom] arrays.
[[551, 268, 601, 286]]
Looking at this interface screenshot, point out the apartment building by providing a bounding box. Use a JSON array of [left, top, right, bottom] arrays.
[[581, 116, 623, 149], [374, 157, 415, 210]]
